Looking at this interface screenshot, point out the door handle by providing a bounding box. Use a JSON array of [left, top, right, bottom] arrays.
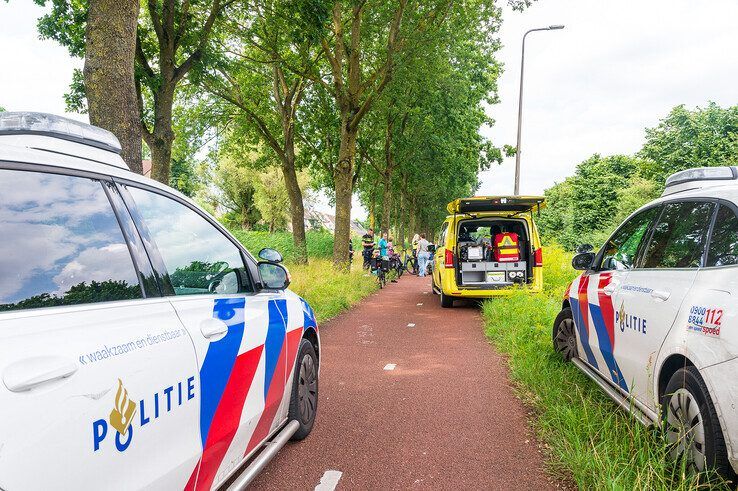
[[650, 289, 671, 301], [200, 318, 229, 339], [3, 356, 78, 392], [602, 284, 617, 296]]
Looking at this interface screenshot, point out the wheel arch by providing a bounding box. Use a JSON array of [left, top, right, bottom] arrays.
[[302, 326, 320, 363], [562, 298, 571, 310], [657, 353, 695, 401]]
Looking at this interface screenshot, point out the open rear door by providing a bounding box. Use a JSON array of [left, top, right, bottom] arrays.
[[447, 196, 546, 215]]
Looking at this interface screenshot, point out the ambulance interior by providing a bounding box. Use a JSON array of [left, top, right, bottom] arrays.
[[455, 218, 533, 287]]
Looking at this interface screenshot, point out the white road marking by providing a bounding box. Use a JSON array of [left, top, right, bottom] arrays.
[[407, 323, 416, 327], [383, 363, 397, 370], [315, 470, 343, 491]]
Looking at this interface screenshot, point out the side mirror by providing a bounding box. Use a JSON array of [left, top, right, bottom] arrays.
[[258, 247, 283, 263], [576, 243, 594, 254], [258, 262, 290, 290], [572, 252, 595, 271]]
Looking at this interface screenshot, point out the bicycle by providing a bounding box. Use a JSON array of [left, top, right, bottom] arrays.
[[401, 248, 418, 275], [370, 255, 389, 288]]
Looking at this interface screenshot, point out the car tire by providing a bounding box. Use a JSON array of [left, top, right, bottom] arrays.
[[288, 338, 319, 441], [552, 308, 577, 361], [661, 366, 735, 482], [440, 290, 454, 308]]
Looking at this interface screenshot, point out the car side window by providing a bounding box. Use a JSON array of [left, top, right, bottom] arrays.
[[641, 201, 714, 269], [599, 207, 659, 271], [0, 169, 142, 311], [706, 204, 738, 267], [126, 187, 251, 295], [439, 222, 449, 246]]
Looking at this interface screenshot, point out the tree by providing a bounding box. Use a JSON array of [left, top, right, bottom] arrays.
[[298, 0, 501, 266], [198, 2, 327, 263], [539, 154, 644, 249], [212, 156, 262, 229], [36, 0, 142, 170], [35, 0, 234, 182], [639, 102, 738, 184]]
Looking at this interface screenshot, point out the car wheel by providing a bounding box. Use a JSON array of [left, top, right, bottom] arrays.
[[661, 366, 734, 481], [552, 308, 577, 361], [289, 338, 319, 441], [440, 290, 454, 308]]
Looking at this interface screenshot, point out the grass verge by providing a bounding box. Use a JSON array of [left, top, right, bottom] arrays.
[[481, 245, 728, 490], [287, 259, 377, 323]]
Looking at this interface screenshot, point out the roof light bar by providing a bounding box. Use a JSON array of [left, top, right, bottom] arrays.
[[664, 166, 737, 187], [0, 112, 122, 154]]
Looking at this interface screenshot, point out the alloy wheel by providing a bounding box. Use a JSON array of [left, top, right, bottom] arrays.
[[665, 388, 706, 472], [554, 318, 577, 360], [298, 353, 317, 424]]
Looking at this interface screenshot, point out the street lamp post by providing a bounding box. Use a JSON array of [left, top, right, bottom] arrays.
[[513, 24, 564, 196]]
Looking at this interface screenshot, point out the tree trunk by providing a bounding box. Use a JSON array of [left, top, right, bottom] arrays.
[[281, 101, 308, 264], [282, 159, 308, 264], [149, 86, 176, 184], [84, 0, 141, 172], [332, 119, 357, 268]]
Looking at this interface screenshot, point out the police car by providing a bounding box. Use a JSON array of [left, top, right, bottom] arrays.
[[554, 167, 738, 481], [0, 112, 320, 490]]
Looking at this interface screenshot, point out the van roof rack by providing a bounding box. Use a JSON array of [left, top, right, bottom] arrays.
[[0, 112, 122, 155]]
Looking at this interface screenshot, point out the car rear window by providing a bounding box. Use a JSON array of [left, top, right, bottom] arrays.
[[0, 169, 142, 312], [641, 201, 714, 269]]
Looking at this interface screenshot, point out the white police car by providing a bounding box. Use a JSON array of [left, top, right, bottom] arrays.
[[0, 112, 320, 490], [553, 167, 738, 481]]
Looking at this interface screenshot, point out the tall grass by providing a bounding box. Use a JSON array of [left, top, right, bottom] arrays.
[[228, 230, 336, 261], [481, 246, 729, 490], [287, 259, 377, 323], [228, 229, 376, 322]]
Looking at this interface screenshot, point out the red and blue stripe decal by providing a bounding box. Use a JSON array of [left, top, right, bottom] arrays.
[[245, 299, 303, 455], [569, 276, 599, 368], [591, 275, 628, 391]]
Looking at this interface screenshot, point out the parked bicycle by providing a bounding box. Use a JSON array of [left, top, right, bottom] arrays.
[[402, 248, 418, 275], [370, 253, 390, 288]]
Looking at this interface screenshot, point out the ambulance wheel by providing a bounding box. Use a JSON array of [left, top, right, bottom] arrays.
[[661, 367, 734, 482], [440, 291, 454, 308], [552, 308, 577, 361], [289, 339, 318, 441]]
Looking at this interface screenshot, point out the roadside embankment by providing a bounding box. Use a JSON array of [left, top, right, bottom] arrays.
[[481, 246, 729, 490]]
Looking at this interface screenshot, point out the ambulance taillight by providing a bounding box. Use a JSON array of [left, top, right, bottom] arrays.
[[534, 248, 543, 267], [445, 249, 455, 268]]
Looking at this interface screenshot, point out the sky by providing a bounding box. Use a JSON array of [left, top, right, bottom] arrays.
[[480, 0, 738, 196], [1, 1, 737, 209]]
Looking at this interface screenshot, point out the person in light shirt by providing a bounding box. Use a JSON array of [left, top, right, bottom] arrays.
[[416, 233, 430, 277]]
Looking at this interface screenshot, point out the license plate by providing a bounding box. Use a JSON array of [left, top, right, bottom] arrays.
[[487, 272, 505, 283]]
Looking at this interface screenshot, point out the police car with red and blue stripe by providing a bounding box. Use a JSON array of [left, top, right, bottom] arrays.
[[554, 167, 738, 481], [0, 112, 320, 490]]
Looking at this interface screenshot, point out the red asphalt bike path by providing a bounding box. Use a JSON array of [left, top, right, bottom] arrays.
[[250, 273, 557, 490]]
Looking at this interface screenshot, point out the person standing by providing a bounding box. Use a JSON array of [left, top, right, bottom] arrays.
[[417, 233, 430, 277], [361, 228, 375, 269], [378, 232, 389, 257]]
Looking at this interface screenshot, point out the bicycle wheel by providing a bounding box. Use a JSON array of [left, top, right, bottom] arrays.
[[404, 257, 418, 275]]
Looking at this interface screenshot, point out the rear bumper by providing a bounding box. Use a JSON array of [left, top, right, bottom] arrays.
[[701, 357, 738, 473], [438, 267, 543, 298]]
